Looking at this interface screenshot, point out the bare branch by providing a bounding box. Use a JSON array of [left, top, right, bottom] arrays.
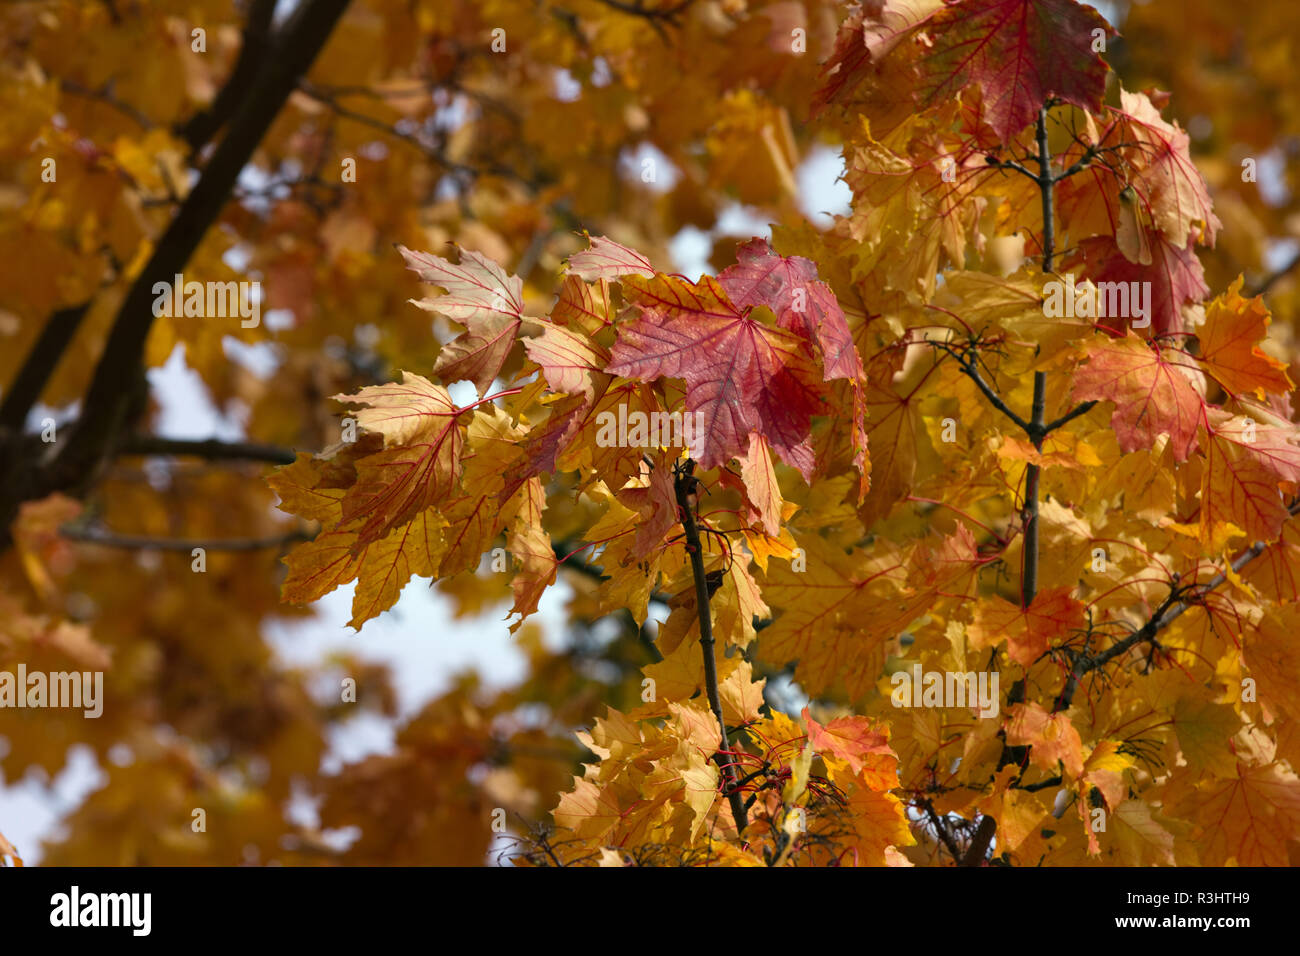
[[960, 815, 997, 867], [1036, 107, 1055, 273], [47, 0, 352, 495], [1020, 372, 1047, 609], [673, 459, 748, 836], [0, 303, 90, 430], [178, 0, 278, 151], [61, 525, 311, 552], [1043, 400, 1097, 434], [1249, 249, 1300, 298], [932, 342, 1031, 433], [117, 435, 297, 465]]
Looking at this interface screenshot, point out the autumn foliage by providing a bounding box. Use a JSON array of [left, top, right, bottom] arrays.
[[2, 0, 1300, 867]]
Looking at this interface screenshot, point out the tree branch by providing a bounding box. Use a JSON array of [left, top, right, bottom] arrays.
[[673, 459, 748, 837], [61, 525, 311, 552], [960, 815, 997, 867], [48, 0, 352, 493], [1042, 400, 1097, 435], [117, 435, 297, 465], [1248, 249, 1300, 298], [1053, 499, 1300, 713], [1036, 106, 1055, 273], [1020, 372, 1047, 609], [964, 103, 1058, 867], [177, 0, 279, 151], [921, 798, 963, 863], [0, 303, 90, 430], [934, 342, 1031, 433]]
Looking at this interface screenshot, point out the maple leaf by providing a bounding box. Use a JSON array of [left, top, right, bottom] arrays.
[[334, 373, 467, 548], [1105, 89, 1221, 247], [550, 274, 618, 336], [608, 271, 826, 478], [552, 777, 623, 843], [1069, 332, 1204, 462], [1244, 518, 1300, 602], [506, 520, 559, 632], [1109, 799, 1178, 867], [813, 0, 946, 122], [719, 662, 766, 725], [397, 245, 526, 397], [717, 238, 864, 381], [737, 433, 783, 536], [920, 0, 1114, 141], [268, 454, 347, 524], [858, 348, 924, 525], [522, 321, 608, 401], [802, 707, 897, 778], [1200, 410, 1300, 544], [565, 234, 655, 281], [968, 587, 1087, 667], [282, 510, 445, 629], [1248, 608, 1300, 723], [1068, 232, 1208, 335], [1165, 762, 1300, 866], [1005, 703, 1085, 778], [823, 761, 916, 865], [1196, 277, 1293, 399], [1171, 691, 1242, 779]]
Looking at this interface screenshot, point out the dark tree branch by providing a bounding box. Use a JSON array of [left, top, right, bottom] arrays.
[[963, 103, 1060, 868], [985, 157, 1041, 185], [673, 459, 748, 837], [0, 303, 90, 430], [1052, 144, 1101, 184], [1248, 249, 1300, 298], [1020, 372, 1047, 609], [960, 815, 997, 867], [117, 435, 297, 465], [1, 0, 280, 438], [47, 0, 352, 494], [1042, 400, 1097, 435], [1036, 106, 1055, 273], [1052, 499, 1300, 715], [177, 0, 279, 151], [933, 342, 1031, 433], [62, 525, 310, 552], [921, 799, 962, 863]]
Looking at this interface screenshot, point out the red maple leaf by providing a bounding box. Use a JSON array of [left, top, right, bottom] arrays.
[[607, 272, 825, 478], [1069, 332, 1204, 462], [919, 0, 1114, 141], [816, 0, 1114, 142], [1068, 232, 1208, 336], [718, 238, 864, 382]]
